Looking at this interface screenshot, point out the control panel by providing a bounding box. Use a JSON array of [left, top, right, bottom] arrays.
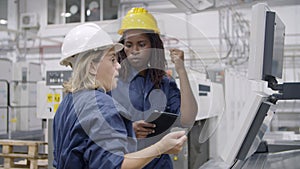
[[46, 70, 72, 86]]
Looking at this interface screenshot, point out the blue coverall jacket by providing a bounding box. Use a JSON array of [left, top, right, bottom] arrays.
[[53, 89, 136, 169], [111, 69, 182, 169]]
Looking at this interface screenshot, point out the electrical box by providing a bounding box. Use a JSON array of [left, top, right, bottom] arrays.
[[10, 62, 42, 131], [37, 70, 72, 119], [36, 81, 63, 119], [0, 59, 12, 135]]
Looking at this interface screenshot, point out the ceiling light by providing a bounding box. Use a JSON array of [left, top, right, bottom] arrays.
[[86, 9, 91, 16], [0, 19, 8, 25], [61, 13, 72, 17]]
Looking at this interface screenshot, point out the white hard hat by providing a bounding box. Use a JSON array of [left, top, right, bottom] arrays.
[[60, 23, 123, 66]]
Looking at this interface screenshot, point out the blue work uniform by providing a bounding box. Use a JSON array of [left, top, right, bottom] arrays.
[[53, 89, 136, 169], [112, 69, 181, 169]]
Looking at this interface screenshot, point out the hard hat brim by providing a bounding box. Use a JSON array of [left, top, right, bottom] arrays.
[[111, 43, 124, 53], [60, 43, 124, 67]]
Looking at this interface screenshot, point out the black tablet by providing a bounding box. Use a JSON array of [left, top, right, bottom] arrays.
[[145, 111, 179, 137]]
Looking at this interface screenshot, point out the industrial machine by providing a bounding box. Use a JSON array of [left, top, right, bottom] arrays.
[[172, 68, 225, 169], [37, 70, 72, 119], [200, 3, 300, 169], [11, 61, 43, 132], [36, 70, 72, 169], [0, 59, 43, 138]]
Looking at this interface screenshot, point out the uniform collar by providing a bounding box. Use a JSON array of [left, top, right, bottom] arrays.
[[128, 67, 149, 81]]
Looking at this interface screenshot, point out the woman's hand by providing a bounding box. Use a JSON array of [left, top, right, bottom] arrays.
[[169, 48, 185, 73], [133, 120, 156, 138], [156, 131, 187, 155]]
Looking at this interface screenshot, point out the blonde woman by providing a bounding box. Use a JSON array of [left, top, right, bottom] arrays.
[[53, 23, 187, 169]]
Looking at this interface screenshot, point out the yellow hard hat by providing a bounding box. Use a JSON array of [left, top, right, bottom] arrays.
[[118, 7, 160, 35]]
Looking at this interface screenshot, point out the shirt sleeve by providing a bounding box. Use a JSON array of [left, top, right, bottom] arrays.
[[164, 76, 181, 115], [72, 90, 134, 168], [84, 142, 124, 169]]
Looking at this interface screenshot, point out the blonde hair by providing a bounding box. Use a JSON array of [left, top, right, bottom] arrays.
[[63, 50, 106, 93]]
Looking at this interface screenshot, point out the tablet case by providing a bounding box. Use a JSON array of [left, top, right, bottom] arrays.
[[145, 111, 178, 137]]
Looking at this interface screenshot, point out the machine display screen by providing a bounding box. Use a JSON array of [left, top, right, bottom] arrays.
[[263, 11, 285, 80]]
